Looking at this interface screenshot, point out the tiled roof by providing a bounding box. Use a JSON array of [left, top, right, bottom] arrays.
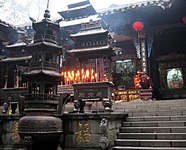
[[0, 19, 15, 29], [70, 27, 107, 37], [59, 15, 100, 27], [27, 41, 62, 49], [0, 55, 32, 62], [5, 42, 27, 48], [27, 69, 61, 77], [0, 19, 18, 44], [69, 45, 111, 53], [98, 0, 174, 16], [58, 4, 96, 20]]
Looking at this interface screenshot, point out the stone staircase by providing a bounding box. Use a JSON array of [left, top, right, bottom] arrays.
[[113, 99, 186, 150]]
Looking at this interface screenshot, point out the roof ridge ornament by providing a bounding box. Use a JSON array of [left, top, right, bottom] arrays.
[[158, 0, 174, 9], [47, 0, 49, 9], [44, 0, 50, 19]]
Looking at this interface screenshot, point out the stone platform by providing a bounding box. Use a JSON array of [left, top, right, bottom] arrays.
[[62, 112, 127, 150], [1, 99, 186, 150]]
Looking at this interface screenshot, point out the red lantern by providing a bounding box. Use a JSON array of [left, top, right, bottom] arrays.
[[182, 16, 186, 25], [132, 21, 144, 31]]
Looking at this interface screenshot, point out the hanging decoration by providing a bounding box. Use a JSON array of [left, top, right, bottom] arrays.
[[147, 33, 153, 58], [132, 21, 144, 58], [133, 39, 141, 59], [132, 21, 144, 32], [182, 16, 186, 25]]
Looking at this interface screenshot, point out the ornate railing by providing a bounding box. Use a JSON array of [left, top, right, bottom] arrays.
[[25, 93, 59, 101], [34, 34, 57, 44], [30, 61, 59, 72], [24, 93, 59, 113]]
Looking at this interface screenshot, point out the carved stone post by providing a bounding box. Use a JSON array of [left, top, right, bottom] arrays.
[[139, 72, 153, 100], [100, 118, 109, 150]]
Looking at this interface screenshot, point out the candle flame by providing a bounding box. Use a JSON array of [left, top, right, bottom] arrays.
[[61, 68, 102, 85]]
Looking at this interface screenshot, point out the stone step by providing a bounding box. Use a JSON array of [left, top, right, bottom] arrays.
[[120, 127, 186, 133], [113, 146, 186, 150], [0, 147, 16, 150], [113, 99, 186, 110], [126, 116, 186, 122], [0, 146, 18, 150], [123, 103, 186, 108], [114, 102, 186, 113], [117, 133, 186, 140], [124, 107, 186, 113], [115, 139, 186, 147], [124, 99, 186, 105], [127, 111, 185, 117], [122, 121, 186, 127], [113, 100, 186, 149]]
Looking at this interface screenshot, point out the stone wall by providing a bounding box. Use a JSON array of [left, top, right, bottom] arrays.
[[62, 112, 127, 150], [0, 112, 127, 150], [0, 115, 26, 150]]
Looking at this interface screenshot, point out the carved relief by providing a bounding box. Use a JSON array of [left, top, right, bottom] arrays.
[[11, 122, 20, 144], [100, 118, 109, 150], [75, 123, 91, 144]]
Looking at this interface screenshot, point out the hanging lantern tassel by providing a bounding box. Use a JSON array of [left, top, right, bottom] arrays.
[[182, 16, 186, 25], [132, 21, 144, 32]]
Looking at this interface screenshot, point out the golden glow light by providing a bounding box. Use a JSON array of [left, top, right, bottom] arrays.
[[61, 69, 98, 85]]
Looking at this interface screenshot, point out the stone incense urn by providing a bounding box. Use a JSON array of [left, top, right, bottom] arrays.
[[18, 93, 70, 150], [18, 115, 62, 150]]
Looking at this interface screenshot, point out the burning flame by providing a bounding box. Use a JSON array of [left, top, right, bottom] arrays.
[[61, 69, 98, 85]]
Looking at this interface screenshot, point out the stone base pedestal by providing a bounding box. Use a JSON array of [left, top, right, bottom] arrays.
[[73, 82, 114, 113], [18, 116, 62, 150], [0, 115, 26, 150], [62, 113, 127, 150], [139, 89, 153, 101]]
